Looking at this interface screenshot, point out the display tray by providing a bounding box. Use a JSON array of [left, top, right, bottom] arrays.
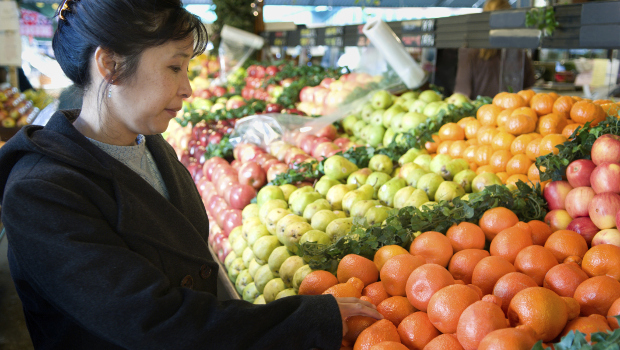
[[208, 245, 241, 301], [0, 126, 20, 141]]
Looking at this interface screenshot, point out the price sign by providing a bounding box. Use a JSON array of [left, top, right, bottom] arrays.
[[300, 28, 317, 38], [300, 37, 316, 47], [402, 19, 435, 33], [272, 31, 287, 46], [401, 34, 435, 47], [323, 26, 344, 47]]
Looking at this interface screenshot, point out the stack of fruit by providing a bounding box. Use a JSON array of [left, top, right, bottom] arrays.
[[0, 86, 41, 129], [294, 206, 620, 349], [543, 134, 620, 246]]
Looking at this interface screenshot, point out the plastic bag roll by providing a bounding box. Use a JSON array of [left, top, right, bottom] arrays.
[[221, 25, 265, 49], [362, 18, 426, 89]]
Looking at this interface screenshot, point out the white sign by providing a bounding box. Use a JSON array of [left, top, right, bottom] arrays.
[[0, 30, 21, 66], [0, 1, 19, 31]]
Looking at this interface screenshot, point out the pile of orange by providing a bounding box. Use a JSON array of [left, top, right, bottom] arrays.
[[427, 91, 618, 191], [318, 206, 620, 350]]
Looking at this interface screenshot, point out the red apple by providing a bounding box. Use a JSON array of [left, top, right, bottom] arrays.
[[543, 181, 574, 210], [203, 157, 228, 181], [567, 217, 600, 245], [230, 159, 242, 170], [254, 153, 276, 166], [312, 142, 340, 161], [233, 143, 250, 160], [284, 147, 307, 164], [200, 180, 216, 201], [267, 163, 289, 182], [333, 137, 350, 148], [221, 209, 243, 235], [238, 162, 267, 190], [274, 144, 293, 162], [566, 159, 596, 188], [315, 124, 339, 141], [319, 77, 335, 89], [209, 231, 224, 251], [565, 186, 596, 218], [544, 209, 573, 231], [313, 87, 330, 106], [298, 134, 318, 154], [288, 154, 311, 169], [217, 238, 232, 263], [299, 86, 315, 103], [591, 134, 620, 166], [592, 230, 620, 247], [229, 183, 257, 210], [590, 162, 620, 194], [262, 159, 282, 172], [207, 224, 222, 247], [207, 195, 228, 218], [239, 145, 264, 164], [589, 192, 620, 229], [211, 165, 237, 186], [216, 177, 237, 202]]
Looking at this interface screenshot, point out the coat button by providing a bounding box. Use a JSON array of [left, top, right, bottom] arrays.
[[181, 275, 193, 289], [200, 265, 212, 279]]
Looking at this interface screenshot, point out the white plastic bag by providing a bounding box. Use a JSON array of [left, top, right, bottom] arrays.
[[214, 25, 265, 85]]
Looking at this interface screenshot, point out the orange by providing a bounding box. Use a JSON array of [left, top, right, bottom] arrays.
[[477, 104, 503, 127], [607, 297, 620, 329], [438, 123, 465, 141], [510, 134, 535, 155], [498, 93, 527, 109], [601, 102, 620, 117], [593, 99, 613, 105], [345, 316, 378, 345], [381, 254, 426, 297], [493, 272, 538, 314], [538, 134, 567, 156], [457, 299, 508, 350], [565, 255, 583, 265], [562, 123, 583, 140], [496, 172, 510, 184], [493, 92, 509, 107], [489, 150, 512, 173], [507, 287, 571, 342], [469, 162, 479, 172], [377, 296, 417, 327], [514, 245, 559, 286], [446, 222, 486, 252], [505, 154, 532, 175], [538, 113, 568, 136], [512, 107, 539, 120], [354, 319, 401, 350], [505, 174, 530, 189], [581, 244, 620, 280], [423, 334, 464, 350], [496, 108, 516, 128], [397, 312, 440, 350], [425, 134, 441, 154], [406, 264, 455, 311], [464, 120, 482, 140], [338, 254, 379, 287], [527, 163, 541, 182], [462, 145, 478, 164], [549, 92, 560, 101], [472, 256, 517, 296], [323, 282, 362, 298], [574, 276, 620, 316], [298, 270, 339, 295], [552, 96, 575, 119], [479, 206, 520, 241], [525, 137, 542, 161], [544, 262, 589, 298], [530, 93, 555, 116], [457, 116, 477, 129], [505, 114, 536, 135], [368, 341, 408, 350], [474, 145, 494, 166], [490, 222, 533, 264], [544, 230, 589, 264], [449, 140, 469, 159], [561, 315, 612, 342], [449, 249, 491, 285], [477, 127, 500, 146], [527, 220, 552, 246], [476, 165, 495, 175], [570, 100, 606, 126], [478, 325, 539, 350], [374, 245, 409, 272], [437, 140, 453, 155], [427, 284, 481, 334], [363, 281, 390, 306], [491, 132, 516, 151], [409, 231, 454, 267], [517, 90, 536, 105]]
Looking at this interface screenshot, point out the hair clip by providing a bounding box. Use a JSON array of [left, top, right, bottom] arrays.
[[58, 0, 72, 21]]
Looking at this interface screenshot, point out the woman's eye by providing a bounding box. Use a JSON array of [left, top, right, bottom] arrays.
[[170, 66, 182, 73]]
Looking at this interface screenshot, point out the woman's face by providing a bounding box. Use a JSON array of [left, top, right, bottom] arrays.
[[108, 37, 194, 142]]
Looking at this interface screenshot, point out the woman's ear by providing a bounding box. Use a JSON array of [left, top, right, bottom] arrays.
[[94, 47, 117, 83]]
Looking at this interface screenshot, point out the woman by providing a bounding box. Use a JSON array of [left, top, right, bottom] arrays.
[[454, 0, 536, 99], [0, 1, 381, 348]]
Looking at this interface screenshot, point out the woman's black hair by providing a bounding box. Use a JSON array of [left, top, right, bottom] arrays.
[[52, 0, 208, 94]]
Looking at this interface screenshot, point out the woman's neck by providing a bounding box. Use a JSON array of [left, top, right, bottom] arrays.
[[74, 91, 138, 146]]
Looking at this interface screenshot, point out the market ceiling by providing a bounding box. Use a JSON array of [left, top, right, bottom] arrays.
[[19, 0, 483, 7]]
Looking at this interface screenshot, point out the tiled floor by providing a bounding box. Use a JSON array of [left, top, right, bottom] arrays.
[[0, 233, 34, 350]]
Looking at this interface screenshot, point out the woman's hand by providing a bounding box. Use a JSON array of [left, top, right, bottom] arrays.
[[336, 297, 383, 336]]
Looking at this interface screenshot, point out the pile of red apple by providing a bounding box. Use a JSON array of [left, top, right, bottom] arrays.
[[544, 134, 620, 247], [241, 64, 286, 102]]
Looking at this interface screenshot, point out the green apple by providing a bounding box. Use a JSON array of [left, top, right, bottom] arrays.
[[434, 181, 466, 202], [404, 99, 427, 113], [279, 256, 305, 287], [326, 184, 357, 210], [418, 90, 442, 103], [242, 282, 260, 302], [382, 105, 405, 128], [393, 186, 417, 209], [242, 203, 260, 223], [342, 114, 359, 133], [404, 188, 430, 208], [267, 246, 292, 275], [369, 154, 393, 175], [445, 92, 470, 107], [398, 148, 428, 166], [400, 91, 420, 100], [276, 288, 297, 299], [366, 125, 386, 147], [326, 217, 354, 242], [347, 168, 373, 187], [259, 199, 288, 224], [303, 199, 332, 221], [366, 172, 392, 199], [371, 90, 393, 109], [235, 269, 253, 295], [257, 186, 285, 207], [365, 205, 391, 226], [378, 178, 407, 207], [413, 154, 432, 172], [369, 109, 386, 127], [279, 184, 298, 202], [282, 221, 312, 253], [314, 178, 341, 197], [310, 210, 339, 232], [227, 257, 246, 284], [383, 128, 396, 146], [252, 235, 282, 265], [265, 208, 292, 235], [416, 173, 445, 201], [254, 264, 275, 293], [292, 265, 314, 291], [324, 155, 359, 181], [276, 214, 307, 245], [353, 120, 367, 137], [253, 295, 266, 304], [360, 103, 375, 123], [401, 112, 428, 133], [471, 172, 503, 193], [453, 169, 477, 193], [264, 278, 286, 303]]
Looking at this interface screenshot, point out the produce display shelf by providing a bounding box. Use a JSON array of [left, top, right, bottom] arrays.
[[260, 1, 620, 50], [208, 245, 241, 301]]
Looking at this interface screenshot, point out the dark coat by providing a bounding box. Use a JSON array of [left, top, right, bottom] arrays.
[[0, 110, 342, 350]]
